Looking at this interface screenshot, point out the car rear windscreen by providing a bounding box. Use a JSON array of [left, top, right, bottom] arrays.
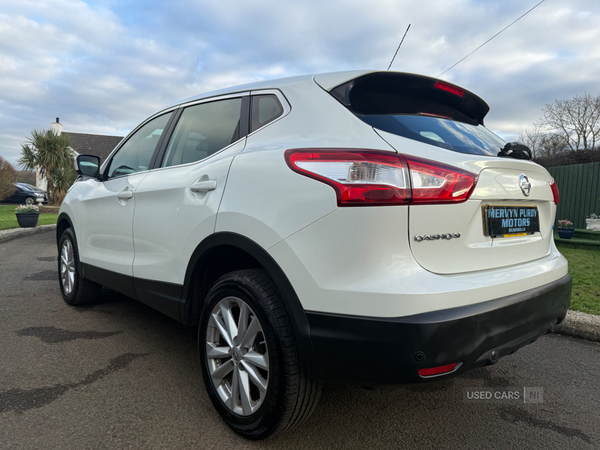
[[331, 73, 505, 157], [358, 113, 505, 157]]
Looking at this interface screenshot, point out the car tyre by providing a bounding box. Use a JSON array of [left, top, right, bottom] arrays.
[[58, 228, 102, 305], [25, 196, 35, 205], [199, 269, 322, 440]]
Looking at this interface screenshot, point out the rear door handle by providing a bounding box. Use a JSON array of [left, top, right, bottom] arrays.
[[117, 190, 134, 200], [190, 180, 217, 192]]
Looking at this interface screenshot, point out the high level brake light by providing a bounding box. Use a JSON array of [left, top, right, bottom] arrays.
[[433, 81, 465, 97], [285, 149, 478, 206]]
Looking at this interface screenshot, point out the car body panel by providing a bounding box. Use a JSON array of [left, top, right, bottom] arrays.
[[56, 183, 86, 244], [77, 173, 148, 276], [132, 139, 245, 285], [313, 70, 376, 91], [216, 78, 396, 250], [269, 205, 568, 317]]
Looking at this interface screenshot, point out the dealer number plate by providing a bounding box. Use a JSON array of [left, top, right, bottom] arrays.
[[483, 205, 540, 238]]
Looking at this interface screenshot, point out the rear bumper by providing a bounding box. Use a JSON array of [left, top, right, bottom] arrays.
[[306, 274, 572, 384]]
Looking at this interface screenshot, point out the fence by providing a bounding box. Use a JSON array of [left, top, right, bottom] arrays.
[[547, 162, 600, 229]]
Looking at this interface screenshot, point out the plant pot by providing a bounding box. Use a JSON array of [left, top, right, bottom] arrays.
[[557, 227, 574, 239], [586, 218, 600, 232], [16, 213, 39, 228]]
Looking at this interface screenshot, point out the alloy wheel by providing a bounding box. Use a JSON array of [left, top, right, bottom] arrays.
[[60, 240, 76, 295], [205, 296, 269, 416]]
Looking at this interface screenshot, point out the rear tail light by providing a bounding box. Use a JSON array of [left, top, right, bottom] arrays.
[[404, 155, 478, 204], [418, 362, 459, 377], [549, 178, 560, 205], [285, 149, 478, 206], [285, 150, 410, 206]]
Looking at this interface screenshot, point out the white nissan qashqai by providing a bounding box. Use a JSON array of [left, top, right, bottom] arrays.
[[58, 71, 571, 439]]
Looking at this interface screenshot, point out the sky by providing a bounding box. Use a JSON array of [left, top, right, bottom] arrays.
[[1, 0, 600, 167]]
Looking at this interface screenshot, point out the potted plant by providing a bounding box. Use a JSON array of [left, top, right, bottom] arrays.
[[557, 219, 574, 239], [587, 213, 600, 232], [15, 204, 39, 228]]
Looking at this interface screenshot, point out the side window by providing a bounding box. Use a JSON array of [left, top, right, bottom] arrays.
[[107, 112, 172, 178], [251, 94, 284, 132], [161, 98, 242, 168]]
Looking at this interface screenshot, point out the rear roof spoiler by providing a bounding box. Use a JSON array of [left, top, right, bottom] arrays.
[[326, 72, 490, 125]]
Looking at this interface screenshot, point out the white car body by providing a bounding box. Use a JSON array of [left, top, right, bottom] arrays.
[[58, 70, 571, 437]]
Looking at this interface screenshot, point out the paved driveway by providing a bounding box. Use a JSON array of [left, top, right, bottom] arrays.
[[1, 231, 599, 449]]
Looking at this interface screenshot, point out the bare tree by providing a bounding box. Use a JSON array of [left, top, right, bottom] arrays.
[[519, 125, 568, 159], [539, 133, 567, 156], [0, 156, 17, 201], [518, 125, 544, 159], [539, 93, 600, 151]]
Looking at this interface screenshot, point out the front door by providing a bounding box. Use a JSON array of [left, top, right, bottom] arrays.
[[77, 111, 173, 293]]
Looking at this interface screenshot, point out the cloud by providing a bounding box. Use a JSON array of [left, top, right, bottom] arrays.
[[1, 0, 600, 166]]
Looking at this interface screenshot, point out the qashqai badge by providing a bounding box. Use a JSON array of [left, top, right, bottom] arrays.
[[414, 233, 461, 242], [519, 174, 531, 197]]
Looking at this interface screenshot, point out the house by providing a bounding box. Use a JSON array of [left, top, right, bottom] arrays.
[[36, 118, 123, 189]]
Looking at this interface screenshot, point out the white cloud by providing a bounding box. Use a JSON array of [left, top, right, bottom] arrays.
[[1, 0, 600, 166]]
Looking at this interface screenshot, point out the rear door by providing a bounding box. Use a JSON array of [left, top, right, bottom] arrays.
[[131, 95, 249, 315]]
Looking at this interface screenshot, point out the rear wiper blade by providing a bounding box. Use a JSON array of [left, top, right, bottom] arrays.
[[498, 142, 532, 160]]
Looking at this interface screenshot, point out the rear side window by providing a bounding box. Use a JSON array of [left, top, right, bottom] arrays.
[[161, 98, 243, 168], [251, 95, 283, 132]]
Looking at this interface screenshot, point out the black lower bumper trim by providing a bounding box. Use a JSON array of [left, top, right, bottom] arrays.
[[306, 274, 572, 384]]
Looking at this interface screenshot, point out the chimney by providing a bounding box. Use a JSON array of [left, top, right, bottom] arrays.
[[52, 117, 63, 135]]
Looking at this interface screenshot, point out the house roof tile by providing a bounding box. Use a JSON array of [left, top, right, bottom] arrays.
[[63, 132, 123, 162]]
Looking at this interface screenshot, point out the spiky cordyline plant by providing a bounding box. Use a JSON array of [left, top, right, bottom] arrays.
[[19, 129, 74, 205]]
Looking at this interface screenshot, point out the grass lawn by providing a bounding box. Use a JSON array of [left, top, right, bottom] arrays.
[[559, 246, 600, 315], [0, 205, 58, 230]]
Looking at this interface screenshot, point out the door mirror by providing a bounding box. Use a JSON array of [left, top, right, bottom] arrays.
[[75, 154, 100, 178]]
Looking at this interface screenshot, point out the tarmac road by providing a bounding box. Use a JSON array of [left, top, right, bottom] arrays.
[[1, 232, 599, 449]]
